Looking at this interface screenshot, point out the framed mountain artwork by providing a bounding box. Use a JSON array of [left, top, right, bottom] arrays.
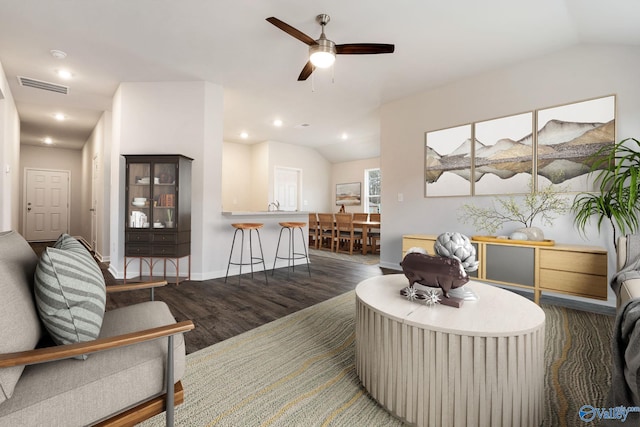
[[425, 124, 473, 197], [473, 112, 534, 196], [536, 95, 615, 192]]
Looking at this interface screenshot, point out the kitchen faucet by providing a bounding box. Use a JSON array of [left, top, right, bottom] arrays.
[[268, 200, 280, 211]]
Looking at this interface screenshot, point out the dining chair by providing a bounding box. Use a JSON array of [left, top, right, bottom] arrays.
[[308, 213, 319, 249], [317, 213, 335, 252], [353, 213, 369, 221], [352, 213, 369, 251], [369, 213, 381, 254], [334, 213, 361, 255]]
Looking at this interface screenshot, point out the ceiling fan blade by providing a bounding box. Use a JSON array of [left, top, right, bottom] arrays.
[[297, 61, 315, 81], [266, 17, 317, 46], [336, 43, 395, 55]]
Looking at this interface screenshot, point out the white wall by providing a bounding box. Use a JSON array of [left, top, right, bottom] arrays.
[[109, 81, 224, 280], [0, 61, 20, 232], [267, 141, 332, 212], [222, 142, 252, 211], [222, 140, 332, 213], [380, 44, 640, 307], [332, 157, 380, 213], [250, 142, 270, 211], [19, 145, 83, 236], [81, 111, 111, 261]]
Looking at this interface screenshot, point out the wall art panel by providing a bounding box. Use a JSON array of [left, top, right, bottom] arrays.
[[425, 124, 473, 197], [474, 112, 534, 196], [536, 95, 615, 192]]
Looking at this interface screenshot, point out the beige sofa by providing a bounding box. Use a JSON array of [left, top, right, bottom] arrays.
[[616, 235, 640, 309], [0, 230, 194, 426]]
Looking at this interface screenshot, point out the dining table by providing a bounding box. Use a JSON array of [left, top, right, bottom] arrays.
[[352, 220, 381, 255]]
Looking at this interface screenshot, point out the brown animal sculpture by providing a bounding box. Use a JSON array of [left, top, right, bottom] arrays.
[[401, 252, 469, 298]]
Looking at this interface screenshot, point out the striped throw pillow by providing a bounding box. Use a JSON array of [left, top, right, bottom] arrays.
[[53, 233, 87, 253], [34, 237, 106, 357]]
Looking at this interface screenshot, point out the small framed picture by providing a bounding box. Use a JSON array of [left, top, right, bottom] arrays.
[[336, 182, 361, 206]]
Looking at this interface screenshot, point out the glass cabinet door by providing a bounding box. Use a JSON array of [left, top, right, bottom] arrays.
[[127, 162, 151, 228], [152, 162, 177, 229]]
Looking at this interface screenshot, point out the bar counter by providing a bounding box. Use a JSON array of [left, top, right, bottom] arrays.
[[220, 211, 310, 277]]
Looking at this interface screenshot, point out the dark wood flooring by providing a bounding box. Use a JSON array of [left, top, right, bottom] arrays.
[[104, 255, 386, 354]]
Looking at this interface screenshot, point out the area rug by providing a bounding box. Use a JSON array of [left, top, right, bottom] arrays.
[[140, 291, 615, 427], [309, 248, 380, 266]]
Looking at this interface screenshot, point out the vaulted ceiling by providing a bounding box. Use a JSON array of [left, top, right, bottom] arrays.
[[0, 0, 638, 162]]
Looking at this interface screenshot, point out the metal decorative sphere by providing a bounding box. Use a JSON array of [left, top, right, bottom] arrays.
[[434, 232, 479, 272]]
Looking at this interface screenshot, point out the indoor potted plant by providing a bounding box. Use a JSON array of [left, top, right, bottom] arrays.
[[572, 137, 640, 249]]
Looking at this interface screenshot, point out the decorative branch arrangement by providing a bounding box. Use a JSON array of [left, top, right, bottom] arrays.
[[458, 181, 569, 235]]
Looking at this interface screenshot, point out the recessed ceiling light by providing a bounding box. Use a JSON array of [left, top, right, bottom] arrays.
[[56, 69, 72, 79], [43, 137, 53, 145], [341, 133, 348, 140], [54, 113, 65, 121], [273, 119, 283, 127], [50, 49, 67, 59], [240, 132, 249, 139]]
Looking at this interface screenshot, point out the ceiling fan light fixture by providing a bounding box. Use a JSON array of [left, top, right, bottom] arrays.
[[309, 39, 336, 68]]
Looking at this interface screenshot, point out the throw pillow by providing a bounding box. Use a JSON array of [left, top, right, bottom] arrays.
[[53, 233, 87, 253], [34, 237, 106, 358]]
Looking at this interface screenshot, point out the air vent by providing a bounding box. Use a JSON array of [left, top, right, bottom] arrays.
[[17, 76, 68, 95]]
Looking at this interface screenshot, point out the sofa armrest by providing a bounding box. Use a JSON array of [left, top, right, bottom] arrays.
[[618, 278, 640, 310], [0, 320, 194, 368], [106, 280, 167, 293]]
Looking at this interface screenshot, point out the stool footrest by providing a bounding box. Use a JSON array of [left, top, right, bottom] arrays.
[[272, 224, 311, 278]]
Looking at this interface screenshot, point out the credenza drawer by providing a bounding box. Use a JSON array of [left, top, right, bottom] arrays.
[[402, 237, 436, 255], [539, 269, 608, 299], [539, 249, 607, 276]]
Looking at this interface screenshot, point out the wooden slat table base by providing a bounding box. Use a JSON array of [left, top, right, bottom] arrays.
[[355, 275, 545, 427]]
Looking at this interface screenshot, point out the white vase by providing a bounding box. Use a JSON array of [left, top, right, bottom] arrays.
[[514, 226, 544, 241], [165, 221, 174, 228]]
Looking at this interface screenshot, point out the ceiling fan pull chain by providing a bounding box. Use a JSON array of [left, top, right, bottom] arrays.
[[332, 63, 335, 84], [311, 72, 315, 92]]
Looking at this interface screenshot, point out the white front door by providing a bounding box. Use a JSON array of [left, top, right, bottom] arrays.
[[274, 167, 301, 211], [24, 168, 70, 241]]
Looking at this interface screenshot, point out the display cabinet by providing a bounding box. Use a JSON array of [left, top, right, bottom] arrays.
[[124, 154, 193, 283]]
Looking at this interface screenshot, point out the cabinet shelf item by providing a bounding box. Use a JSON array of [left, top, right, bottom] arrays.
[[402, 234, 608, 304], [124, 155, 193, 284]]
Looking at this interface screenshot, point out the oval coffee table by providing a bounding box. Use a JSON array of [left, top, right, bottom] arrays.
[[355, 274, 545, 427]]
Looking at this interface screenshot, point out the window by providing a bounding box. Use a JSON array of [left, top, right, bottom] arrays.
[[365, 168, 381, 213]]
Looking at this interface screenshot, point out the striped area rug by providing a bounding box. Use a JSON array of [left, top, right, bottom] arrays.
[[141, 291, 615, 427], [543, 304, 614, 427]]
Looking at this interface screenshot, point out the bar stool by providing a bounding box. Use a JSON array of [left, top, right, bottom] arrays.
[[225, 223, 268, 284], [272, 222, 311, 277]]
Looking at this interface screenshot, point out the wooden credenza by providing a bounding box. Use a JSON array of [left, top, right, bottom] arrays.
[[402, 234, 608, 304]]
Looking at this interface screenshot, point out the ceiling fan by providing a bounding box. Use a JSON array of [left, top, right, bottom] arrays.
[[266, 14, 395, 81]]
